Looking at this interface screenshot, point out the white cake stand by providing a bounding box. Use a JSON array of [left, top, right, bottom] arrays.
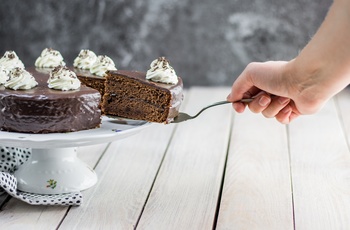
[[0, 116, 151, 195]]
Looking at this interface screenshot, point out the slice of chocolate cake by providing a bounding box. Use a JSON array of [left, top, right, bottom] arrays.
[[102, 68, 183, 123]]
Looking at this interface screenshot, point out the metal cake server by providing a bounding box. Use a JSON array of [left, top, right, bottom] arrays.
[[172, 98, 253, 123]]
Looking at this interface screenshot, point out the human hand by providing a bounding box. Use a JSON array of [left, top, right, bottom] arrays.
[[227, 61, 302, 124]]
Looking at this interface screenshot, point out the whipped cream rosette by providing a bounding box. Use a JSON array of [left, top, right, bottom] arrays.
[[146, 57, 178, 84], [35, 48, 66, 68], [73, 49, 97, 70], [48, 65, 81, 91], [4, 67, 38, 90], [90, 55, 117, 77], [0, 51, 25, 71], [0, 51, 26, 85]]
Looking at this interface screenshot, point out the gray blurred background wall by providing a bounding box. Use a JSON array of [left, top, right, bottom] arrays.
[[0, 0, 331, 87]]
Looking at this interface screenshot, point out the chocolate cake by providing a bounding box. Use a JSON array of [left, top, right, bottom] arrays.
[[0, 67, 101, 133], [102, 70, 183, 123]]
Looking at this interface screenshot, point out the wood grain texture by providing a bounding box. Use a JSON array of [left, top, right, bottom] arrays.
[[216, 106, 293, 230], [137, 87, 233, 229], [289, 97, 350, 229], [59, 123, 175, 229], [0, 143, 108, 229]]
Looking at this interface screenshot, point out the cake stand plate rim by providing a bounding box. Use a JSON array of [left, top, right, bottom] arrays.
[[0, 116, 152, 148]]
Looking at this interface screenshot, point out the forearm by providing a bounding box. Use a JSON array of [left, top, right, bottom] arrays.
[[287, 0, 350, 99]]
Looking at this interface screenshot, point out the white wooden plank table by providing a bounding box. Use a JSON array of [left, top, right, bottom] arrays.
[[1, 86, 350, 229]]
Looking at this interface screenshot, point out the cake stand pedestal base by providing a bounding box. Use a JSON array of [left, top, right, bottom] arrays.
[[14, 147, 97, 194]]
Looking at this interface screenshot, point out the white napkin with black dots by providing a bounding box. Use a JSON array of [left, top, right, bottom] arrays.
[[0, 147, 83, 206]]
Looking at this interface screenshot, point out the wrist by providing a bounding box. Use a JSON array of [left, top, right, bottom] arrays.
[[284, 58, 327, 114]]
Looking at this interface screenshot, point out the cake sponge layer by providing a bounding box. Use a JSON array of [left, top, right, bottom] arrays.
[[102, 70, 183, 123]]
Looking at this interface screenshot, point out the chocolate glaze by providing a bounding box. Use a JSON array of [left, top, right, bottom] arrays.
[[0, 67, 101, 133]]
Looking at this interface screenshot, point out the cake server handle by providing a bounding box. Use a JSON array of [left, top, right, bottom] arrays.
[[171, 98, 253, 123]]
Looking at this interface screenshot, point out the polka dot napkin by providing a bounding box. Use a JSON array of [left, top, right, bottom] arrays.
[[0, 147, 83, 206]]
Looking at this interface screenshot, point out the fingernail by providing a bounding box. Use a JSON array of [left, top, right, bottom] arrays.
[[259, 96, 271, 106], [278, 97, 290, 105]]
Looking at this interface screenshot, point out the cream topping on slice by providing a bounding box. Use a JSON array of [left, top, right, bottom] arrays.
[[146, 57, 178, 84]]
